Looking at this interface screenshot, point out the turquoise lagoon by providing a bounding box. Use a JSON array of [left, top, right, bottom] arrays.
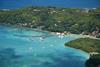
[[0, 25, 89, 67]]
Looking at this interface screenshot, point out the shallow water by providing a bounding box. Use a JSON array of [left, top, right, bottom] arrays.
[[0, 0, 100, 9], [0, 25, 89, 67]]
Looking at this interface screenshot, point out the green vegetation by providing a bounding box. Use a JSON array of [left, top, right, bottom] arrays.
[[65, 38, 100, 67], [0, 7, 100, 36], [65, 38, 100, 53], [86, 54, 100, 67]]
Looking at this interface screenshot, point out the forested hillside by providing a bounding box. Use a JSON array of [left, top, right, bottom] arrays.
[[0, 7, 100, 36]]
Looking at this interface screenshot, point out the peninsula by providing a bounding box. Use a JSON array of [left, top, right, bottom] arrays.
[[65, 38, 100, 67]]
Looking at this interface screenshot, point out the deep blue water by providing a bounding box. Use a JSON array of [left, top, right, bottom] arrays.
[[0, 25, 89, 67], [0, 0, 100, 9]]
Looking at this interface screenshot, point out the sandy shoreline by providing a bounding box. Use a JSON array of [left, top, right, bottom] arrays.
[[51, 32, 100, 40]]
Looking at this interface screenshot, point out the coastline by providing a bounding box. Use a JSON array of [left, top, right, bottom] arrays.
[[52, 31, 100, 40], [1, 24, 100, 40], [0, 24, 93, 67], [0, 24, 90, 56], [0, 24, 99, 67], [0, 24, 99, 54]]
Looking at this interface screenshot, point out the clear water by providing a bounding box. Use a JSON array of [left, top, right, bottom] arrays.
[[0, 25, 89, 67], [0, 0, 100, 9]]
